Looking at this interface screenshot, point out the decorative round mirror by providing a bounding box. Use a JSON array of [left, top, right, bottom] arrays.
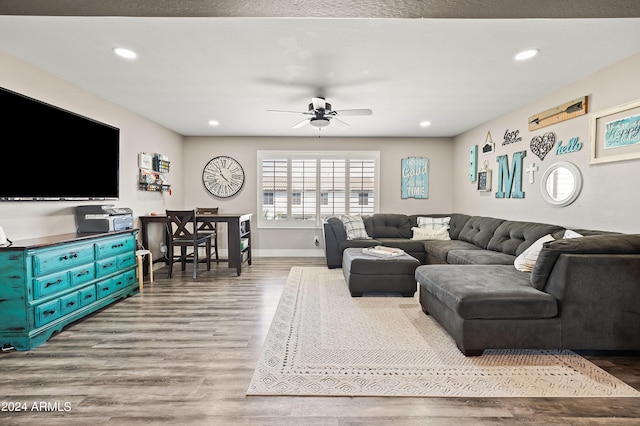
[[540, 161, 582, 207]]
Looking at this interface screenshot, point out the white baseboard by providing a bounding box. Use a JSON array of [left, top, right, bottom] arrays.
[[253, 249, 325, 257]]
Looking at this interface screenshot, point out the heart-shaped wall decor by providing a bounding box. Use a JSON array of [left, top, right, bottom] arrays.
[[530, 132, 556, 160]]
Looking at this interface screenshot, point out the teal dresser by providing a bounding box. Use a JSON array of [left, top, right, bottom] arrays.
[[0, 230, 138, 351]]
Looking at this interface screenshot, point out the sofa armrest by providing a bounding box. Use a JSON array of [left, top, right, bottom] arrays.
[[530, 234, 640, 290], [323, 218, 346, 268], [543, 253, 640, 350]]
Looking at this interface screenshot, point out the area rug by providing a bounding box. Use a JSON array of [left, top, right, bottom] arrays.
[[247, 267, 639, 398]]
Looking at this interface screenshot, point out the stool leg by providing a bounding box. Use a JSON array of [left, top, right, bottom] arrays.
[[137, 255, 144, 291], [148, 252, 154, 283]]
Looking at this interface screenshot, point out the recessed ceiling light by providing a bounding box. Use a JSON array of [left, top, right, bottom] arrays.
[[420, 121, 432, 127], [208, 120, 220, 127], [113, 47, 137, 59], [515, 49, 539, 61]]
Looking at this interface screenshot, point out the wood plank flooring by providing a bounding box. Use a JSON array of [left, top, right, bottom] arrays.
[[1, 257, 639, 425]]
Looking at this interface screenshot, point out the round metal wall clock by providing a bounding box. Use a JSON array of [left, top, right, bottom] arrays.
[[202, 156, 245, 198]]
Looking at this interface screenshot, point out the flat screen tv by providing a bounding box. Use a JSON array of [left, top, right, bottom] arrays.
[[0, 86, 120, 201]]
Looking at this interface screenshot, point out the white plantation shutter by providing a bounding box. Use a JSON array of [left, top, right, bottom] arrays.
[[261, 158, 288, 220], [320, 159, 346, 217], [349, 159, 376, 215], [258, 151, 379, 228]]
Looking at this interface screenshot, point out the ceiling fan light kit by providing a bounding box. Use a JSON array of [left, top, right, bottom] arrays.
[[310, 117, 330, 128]]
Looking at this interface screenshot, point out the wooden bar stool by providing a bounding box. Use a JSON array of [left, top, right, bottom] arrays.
[[136, 249, 153, 290]]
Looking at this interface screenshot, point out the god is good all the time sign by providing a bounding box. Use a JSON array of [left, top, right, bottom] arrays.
[[401, 157, 429, 199]]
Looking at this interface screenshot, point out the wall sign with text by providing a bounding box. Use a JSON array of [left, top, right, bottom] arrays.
[[401, 157, 429, 199]]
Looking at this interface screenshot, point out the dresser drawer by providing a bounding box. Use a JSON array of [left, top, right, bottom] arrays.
[[79, 285, 97, 307], [33, 272, 69, 299], [69, 263, 96, 287], [96, 257, 119, 278], [33, 244, 95, 276], [117, 252, 136, 269], [95, 236, 136, 260], [59, 292, 80, 316], [96, 279, 115, 299], [111, 273, 128, 291], [35, 299, 60, 327]]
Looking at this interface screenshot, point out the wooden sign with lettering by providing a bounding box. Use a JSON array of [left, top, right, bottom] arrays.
[[528, 96, 588, 131]]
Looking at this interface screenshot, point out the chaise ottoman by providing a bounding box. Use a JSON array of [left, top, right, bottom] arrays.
[[342, 247, 420, 297]]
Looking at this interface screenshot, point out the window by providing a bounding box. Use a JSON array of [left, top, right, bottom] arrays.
[[258, 151, 379, 228]]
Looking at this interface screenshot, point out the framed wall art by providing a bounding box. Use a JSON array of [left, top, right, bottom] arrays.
[[590, 98, 640, 164], [477, 170, 491, 192], [401, 156, 429, 199]]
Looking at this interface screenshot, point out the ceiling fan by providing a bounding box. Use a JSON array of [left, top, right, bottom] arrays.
[[268, 97, 373, 129]]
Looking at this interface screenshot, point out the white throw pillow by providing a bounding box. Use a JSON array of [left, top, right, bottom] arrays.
[[563, 229, 583, 239], [417, 216, 451, 229], [411, 226, 451, 241], [514, 234, 555, 272], [340, 215, 372, 240]]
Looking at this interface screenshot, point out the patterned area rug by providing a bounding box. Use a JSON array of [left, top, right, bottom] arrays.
[[247, 267, 639, 397]]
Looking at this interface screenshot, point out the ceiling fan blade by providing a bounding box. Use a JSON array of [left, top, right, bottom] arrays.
[[333, 108, 373, 116], [332, 117, 350, 128], [291, 118, 309, 129], [312, 97, 326, 111], [268, 109, 311, 115]]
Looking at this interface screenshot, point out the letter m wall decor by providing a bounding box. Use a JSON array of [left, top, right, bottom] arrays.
[[495, 151, 526, 199], [401, 157, 429, 199]]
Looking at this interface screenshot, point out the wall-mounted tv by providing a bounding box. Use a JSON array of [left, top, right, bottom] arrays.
[[0, 87, 119, 201]]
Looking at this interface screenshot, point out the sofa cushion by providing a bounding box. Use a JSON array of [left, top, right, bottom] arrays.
[[408, 213, 470, 240], [338, 239, 379, 253], [422, 239, 481, 263], [447, 249, 516, 265], [341, 215, 372, 240], [487, 220, 564, 256], [376, 238, 429, 253], [416, 216, 450, 229], [371, 214, 412, 238], [457, 216, 505, 249], [411, 226, 450, 240], [530, 234, 640, 290], [514, 234, 555, 272], [416, 265, 558, 320]]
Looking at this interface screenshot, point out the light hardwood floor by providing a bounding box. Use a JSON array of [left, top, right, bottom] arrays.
[[1, 257, 639, 425]]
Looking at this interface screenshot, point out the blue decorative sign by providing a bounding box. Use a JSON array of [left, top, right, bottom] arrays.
[[495, 151, 526, 199], [556, 137, 583, 155], [401, 157, 429, 199], [604, 114, 640, 149]]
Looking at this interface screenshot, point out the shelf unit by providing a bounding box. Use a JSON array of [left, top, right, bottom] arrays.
[[138, 152, 171, 192]]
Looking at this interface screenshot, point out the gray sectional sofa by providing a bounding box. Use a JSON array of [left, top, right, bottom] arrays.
[[323, 213, 640, 355]]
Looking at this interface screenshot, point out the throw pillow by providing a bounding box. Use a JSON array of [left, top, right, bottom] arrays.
[[411, 226, 451, 241], [514, 234, 555, 272], [340, 215, 372, 240], [417, 216, 451, 229], [564, 229, 583, 239]]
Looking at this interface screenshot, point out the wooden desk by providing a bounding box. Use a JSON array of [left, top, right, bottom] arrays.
[[139, 213, 252, 276]]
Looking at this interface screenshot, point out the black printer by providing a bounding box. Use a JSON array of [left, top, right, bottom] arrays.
[[75, 205, 134, 234]]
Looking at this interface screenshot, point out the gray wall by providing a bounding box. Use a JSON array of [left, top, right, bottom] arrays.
[[2, 47, 639, 260], [452, 52, 640, 233], [183, 136, 454, 256]]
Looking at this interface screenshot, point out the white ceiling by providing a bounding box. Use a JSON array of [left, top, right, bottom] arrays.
[[1, 13, 640, 137]]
